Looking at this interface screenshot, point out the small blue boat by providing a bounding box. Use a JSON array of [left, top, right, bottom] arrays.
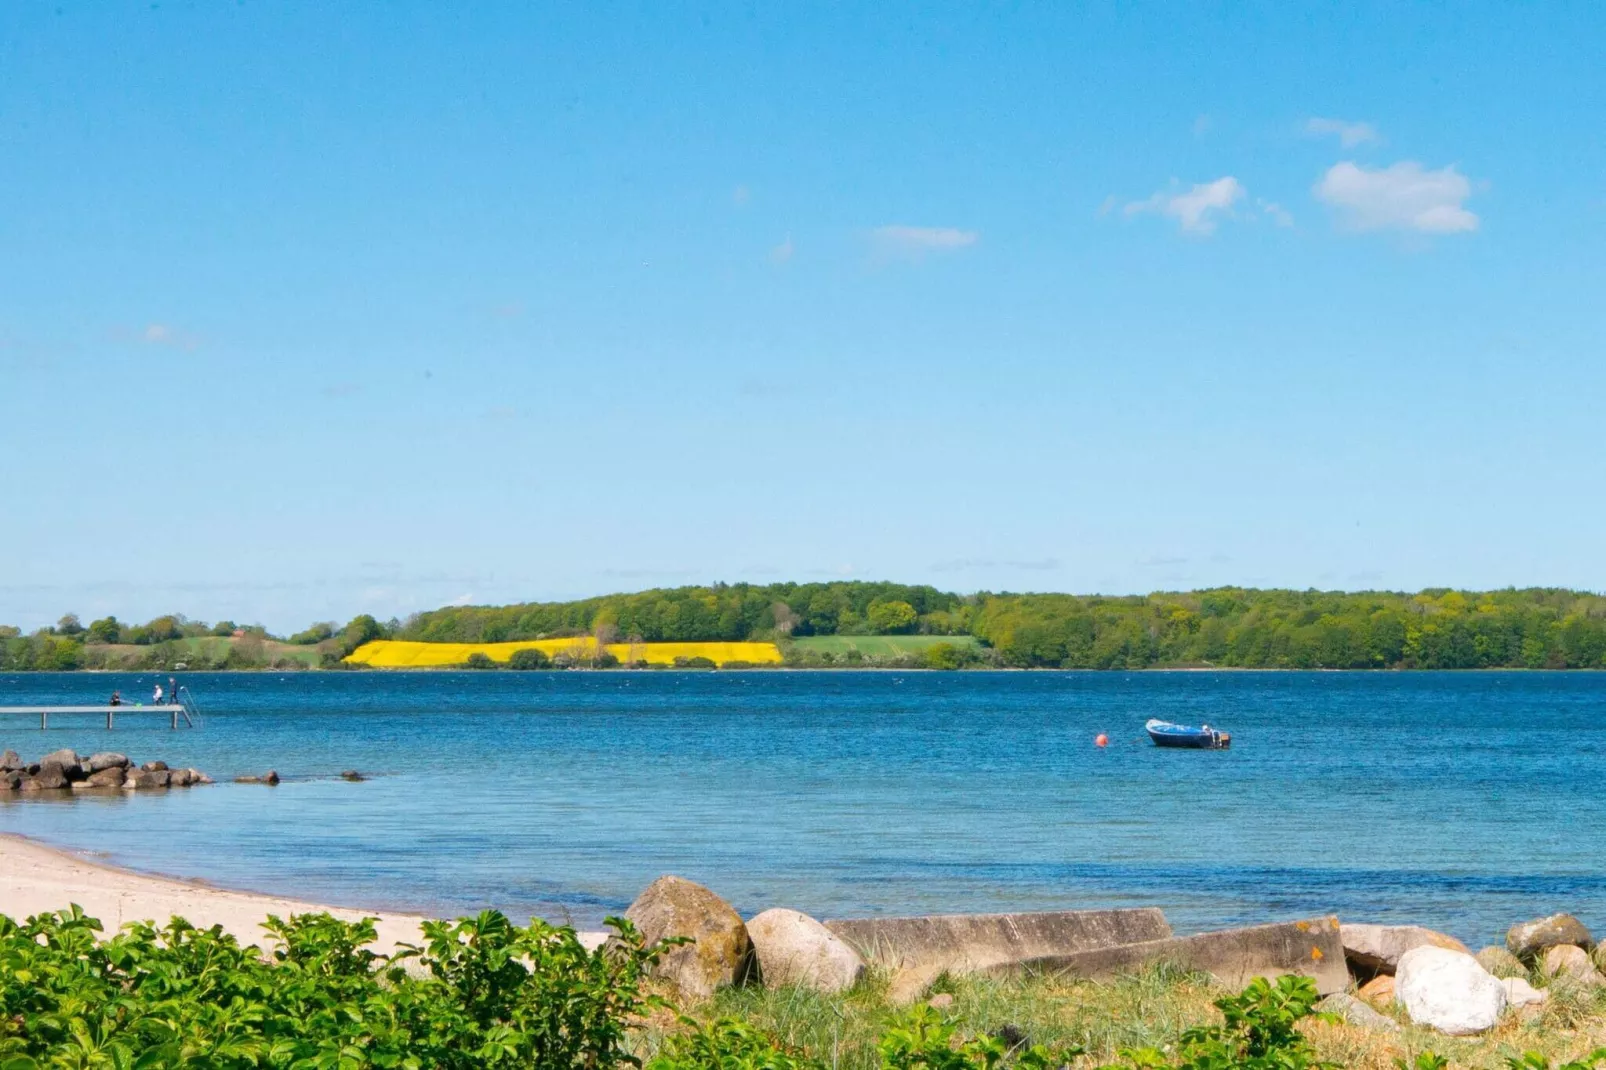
[[1145, 718, 1231, 749]]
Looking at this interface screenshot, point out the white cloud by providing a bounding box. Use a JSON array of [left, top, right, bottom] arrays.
[[1125, 177, 1246, 235], [870, 225, 979, 259], [1305, 117, 1379, 148], [1314, 161, 1479, 234], [1259, 199, 1295, 227], [124, 322, 201, 350], [770, 234, 794, 264]]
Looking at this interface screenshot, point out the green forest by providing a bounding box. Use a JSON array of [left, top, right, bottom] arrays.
[[5, 583, 1606, 670]]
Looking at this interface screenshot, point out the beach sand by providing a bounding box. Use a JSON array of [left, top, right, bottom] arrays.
[[0, 832, 436, 954]]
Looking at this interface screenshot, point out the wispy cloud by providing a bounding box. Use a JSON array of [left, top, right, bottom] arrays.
[[1314, 161, 1479, 234], [1137, 555, 1190, 568], [770, 234, 794, 264], [1304, 117, 1379, 148], [126, 322, 202, 351], [870, 225, 979, 260], [931, 557, 1061, 573], [321, 382, 362, 399], [733, 184, 751, 206], [1259, 199, 1295, 227], [1125, 177, 1246, 235], [1192, 114, 1213, 138]]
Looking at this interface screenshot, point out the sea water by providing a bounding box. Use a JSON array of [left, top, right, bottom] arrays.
[[2, 670, 1603, 945]]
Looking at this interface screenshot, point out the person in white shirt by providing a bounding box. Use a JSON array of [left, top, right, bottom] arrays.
[[153, 683, 164, 705]]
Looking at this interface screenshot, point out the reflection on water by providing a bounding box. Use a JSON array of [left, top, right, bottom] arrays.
[[2, 670, 1603, 944]]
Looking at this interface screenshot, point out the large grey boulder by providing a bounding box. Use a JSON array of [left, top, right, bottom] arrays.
[[1341, 924, 1468, 975], [87, 752, 129, 773], [84, 767, 127, 788], [31, 766, 70, 790], [1508, 914, 1592, 959], [0, 750, 21, 771], [1395, 946, 1506, 1036], [747, 909, 864, 993], [624, 876, 753, 1001], [40, 748, 80, 770]]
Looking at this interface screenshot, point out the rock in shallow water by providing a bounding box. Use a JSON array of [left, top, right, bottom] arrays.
[[624, 875, 753, 1002], [1395, 946, 1506, 1036], [1508, 914, 1592, 960]]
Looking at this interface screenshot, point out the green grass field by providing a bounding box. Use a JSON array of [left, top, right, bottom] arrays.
[[786, 634, 981, 657], [89, 636, 324, 668]]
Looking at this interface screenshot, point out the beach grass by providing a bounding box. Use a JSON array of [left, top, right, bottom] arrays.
[[636, 964, 1606, 1070]]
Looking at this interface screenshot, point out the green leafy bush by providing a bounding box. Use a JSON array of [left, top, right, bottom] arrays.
[[1098, 975, 1326, 1070], [508, 647, 553, 670], [0, 906, 666, 1069]]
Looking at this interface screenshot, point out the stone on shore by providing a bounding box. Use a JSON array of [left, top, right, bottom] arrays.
[[1315, 992, 1399, 1033], [1340, 923, 1468, 975], [1394, 946, 1506, 1036], [340, 770, 365, 781], [1508, 914, 1592, 960], [746, 908, 864, 994], [624, 876, 753, 1001], [1541, 944, 1604, 985], [1503, 976, 1547, 1008], [0, 750, 21, 771], [41, 748, 80, 771], [1475, 945, 1527, 979], [88, 752, 129, 773], [140, 760, 169, 773], [1357, 973, 1395, 1007]]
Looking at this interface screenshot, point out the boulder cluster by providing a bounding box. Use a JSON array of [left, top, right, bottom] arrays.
[[1341, 912, 1600, 1036], [0, 749, 211, 792], [621, 876, 864, 1001]]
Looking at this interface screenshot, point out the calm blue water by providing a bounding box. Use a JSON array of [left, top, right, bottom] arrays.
[[2, 670, 1603, 946]]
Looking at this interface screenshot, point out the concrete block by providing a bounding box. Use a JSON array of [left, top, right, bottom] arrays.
[[825, 908, 1172, 976], [992, 916, 1349, 996]]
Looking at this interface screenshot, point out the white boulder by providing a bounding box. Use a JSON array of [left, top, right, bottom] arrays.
[[746, 908, 865, 994], [1394, 946, 1507, 1036]]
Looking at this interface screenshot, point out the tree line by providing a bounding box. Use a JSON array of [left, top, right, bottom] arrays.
[[4, 583, 1605, 670]]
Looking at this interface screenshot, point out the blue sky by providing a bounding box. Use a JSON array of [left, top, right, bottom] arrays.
[[2, 3, 1603, 632]]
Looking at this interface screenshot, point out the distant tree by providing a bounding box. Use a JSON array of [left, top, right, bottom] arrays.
[[507, 648, 551, 670], [55, 614, 84, 636], [339, 614, 386, 656], [922, 642, 966, 670], [289, 622, 335, 645], [464, 652, 497, 669], [212, 620, 237, 637], [137, 616, 183, 645], [867, 600, 918, 635], [86, 616, 122, 645]]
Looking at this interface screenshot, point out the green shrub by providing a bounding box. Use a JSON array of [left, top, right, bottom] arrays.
[[465, 652, 498, 669], [673, 656, 717, 669], [509, 647, 553, 670], [0, 906, 667, 1069], [1097, 975, 1324, 1070]]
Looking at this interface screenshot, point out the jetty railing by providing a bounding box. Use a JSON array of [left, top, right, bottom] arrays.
[[0, 696, 198, 730]]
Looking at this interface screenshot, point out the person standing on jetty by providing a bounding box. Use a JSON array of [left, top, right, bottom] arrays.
[[169, 676, 178, 706], [153, 682, 164, 705]]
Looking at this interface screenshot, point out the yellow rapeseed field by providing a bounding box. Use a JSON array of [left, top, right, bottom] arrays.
[[345, 639, 783, 668]]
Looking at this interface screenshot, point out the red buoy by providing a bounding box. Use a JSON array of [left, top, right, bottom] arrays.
[[1095, 733, 1109, 748]]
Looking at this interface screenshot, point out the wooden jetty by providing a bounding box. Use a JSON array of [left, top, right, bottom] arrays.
[[0, 704, 195, 730]]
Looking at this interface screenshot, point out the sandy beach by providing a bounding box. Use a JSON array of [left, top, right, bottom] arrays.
[[0, 832, 433, 954]]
